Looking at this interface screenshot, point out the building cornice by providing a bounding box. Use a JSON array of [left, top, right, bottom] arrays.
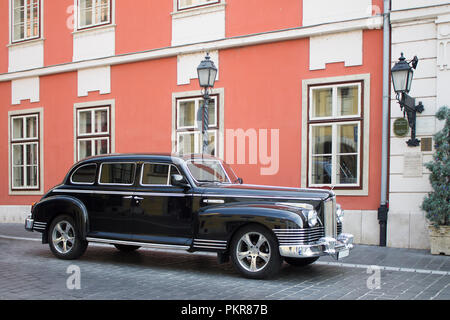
[[390, 4, 450, 25], [0, 16, 383, 83]]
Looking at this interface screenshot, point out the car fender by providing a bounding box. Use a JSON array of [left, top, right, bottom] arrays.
[[195, 202, 307, 244], [33, 195, 89, 242]]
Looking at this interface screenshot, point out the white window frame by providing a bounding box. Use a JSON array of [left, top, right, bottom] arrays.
[[74, 99, 115, 163], [174, 94, 220, 157], [301, 74, 370, 196], [10, 0, 41, 43], [177, 0, 220, 11], [8, 108, 44, 195], [176, 129, 218, 156], [308, 120, 361, 188], [309, 82, 362, 121], [77, 0, 112, 30], [176, 96, 218, 130]]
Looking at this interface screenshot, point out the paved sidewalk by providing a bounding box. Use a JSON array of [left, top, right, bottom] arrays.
[[0, 223, 449, 300], [1, 223, 448, 273]]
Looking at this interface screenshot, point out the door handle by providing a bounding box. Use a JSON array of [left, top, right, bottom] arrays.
[[133, 196, 144, 200], [122, 196, 133, 199]]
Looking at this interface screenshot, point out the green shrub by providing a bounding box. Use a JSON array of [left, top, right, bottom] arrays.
[[421, 106, 450, 227]]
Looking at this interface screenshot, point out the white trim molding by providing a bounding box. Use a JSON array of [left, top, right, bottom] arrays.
[[301, 74, 371, 196], [309, 30, 363, 70], [11, 76, 40, 105], [77, 66, 111, 97], [177, 50, 219, 85]]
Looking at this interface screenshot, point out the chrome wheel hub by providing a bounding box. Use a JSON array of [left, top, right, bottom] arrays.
[[236, 232, 271, 273], [52, 221, 75, 254]]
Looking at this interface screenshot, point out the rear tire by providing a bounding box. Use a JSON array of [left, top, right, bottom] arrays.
[[230, 224, 282, 279], [284, 257, 319, 267], [48, 215, 88, 260], [114, 244, 141, 252]]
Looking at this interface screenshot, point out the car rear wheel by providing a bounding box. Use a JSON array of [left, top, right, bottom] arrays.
[[284, 257, 319, 267], [48, 215, 88, 260], [230, 225, 282, 279], [114, 244, 141, 252]]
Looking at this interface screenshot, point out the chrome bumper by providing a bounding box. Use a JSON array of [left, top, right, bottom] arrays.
[[279, 233, 354, 260], [25, 217, 34, 232]]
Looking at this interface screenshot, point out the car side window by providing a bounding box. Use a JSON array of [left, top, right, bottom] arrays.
[[71, 164, 97, 184], [141, 163, 170, 185], [140, 163, 182, 186], [99, 162, 136, 185]]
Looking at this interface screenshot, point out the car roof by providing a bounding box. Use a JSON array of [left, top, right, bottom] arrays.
[[74, 153, 220, 166]]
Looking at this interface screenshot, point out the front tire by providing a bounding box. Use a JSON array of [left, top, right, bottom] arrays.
[[230, 225, 282, 279], [48, 215, 88, 260]]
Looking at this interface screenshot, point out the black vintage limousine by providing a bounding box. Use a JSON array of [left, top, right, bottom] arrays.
[[25, 153, 353, 279]]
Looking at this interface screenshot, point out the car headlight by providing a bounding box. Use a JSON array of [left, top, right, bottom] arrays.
[[336, 204, 344, 223], [306, 210, 318, 227]]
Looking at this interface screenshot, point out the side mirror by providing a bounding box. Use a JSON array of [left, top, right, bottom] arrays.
[[236, 177, 243, 184], [170, 174, 190, 188]]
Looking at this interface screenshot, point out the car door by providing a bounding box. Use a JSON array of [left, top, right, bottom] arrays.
[[131, 162, 194, 245], [87, 161, 137, 239]]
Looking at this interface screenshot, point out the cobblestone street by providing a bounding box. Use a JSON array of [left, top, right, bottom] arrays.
[[0, 224, 449, 300]]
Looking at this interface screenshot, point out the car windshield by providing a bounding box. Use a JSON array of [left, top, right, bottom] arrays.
[[186, 159, 239, 184]]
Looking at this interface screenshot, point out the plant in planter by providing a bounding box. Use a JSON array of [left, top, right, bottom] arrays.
[[421, 106, 450, 255]]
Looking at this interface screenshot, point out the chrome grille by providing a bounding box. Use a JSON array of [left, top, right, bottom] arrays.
[[273, 227, 325, 245], [337, 222, 342, 235], [324, 196, 337, 238]]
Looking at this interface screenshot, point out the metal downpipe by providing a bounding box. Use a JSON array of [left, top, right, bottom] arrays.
[[378, 0, 391, 247]]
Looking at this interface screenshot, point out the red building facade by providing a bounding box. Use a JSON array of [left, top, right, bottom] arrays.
[[0, 0, 385, 245]]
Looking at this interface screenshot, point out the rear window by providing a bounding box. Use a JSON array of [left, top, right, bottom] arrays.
[[99, 163, 136, 185], [71, 164, 97, 184]]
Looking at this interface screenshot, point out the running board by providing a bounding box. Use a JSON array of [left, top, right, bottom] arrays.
[[86, 237, 190, 251]]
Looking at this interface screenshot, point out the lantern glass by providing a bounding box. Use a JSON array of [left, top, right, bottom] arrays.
[[208, 68, 217, 87], [392, 67, 414, 94], [406, 68, 414, 92], [392, 69, 408, 93], [198, 68, 211, 88]]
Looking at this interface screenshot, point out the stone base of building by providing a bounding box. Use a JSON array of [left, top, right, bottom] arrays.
[[0, 206, 31, 224], [342, 210, 431, 250]]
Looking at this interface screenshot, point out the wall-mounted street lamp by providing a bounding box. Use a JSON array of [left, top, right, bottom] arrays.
[[391, 53, 424, 147], [197, 53, 218, 155]]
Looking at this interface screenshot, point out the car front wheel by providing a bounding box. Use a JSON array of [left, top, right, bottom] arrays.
[[48, 215, 88, 260], [230, 225, 282, 279]]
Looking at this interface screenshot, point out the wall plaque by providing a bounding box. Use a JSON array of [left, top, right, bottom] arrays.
[[393, 118, 409, 137], [403, 152, 423, 177]]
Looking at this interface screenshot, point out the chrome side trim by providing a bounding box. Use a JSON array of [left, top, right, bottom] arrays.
[[193, 239, 227, 250], [194, 194, 322, 201], [203, 199, 225, 204], [53, 189, 186, 197], [86, 237, 190, 250], [33, 221, 47, 231]]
